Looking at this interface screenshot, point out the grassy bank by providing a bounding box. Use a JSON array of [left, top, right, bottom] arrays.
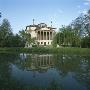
[[0, 47, 90, 55]]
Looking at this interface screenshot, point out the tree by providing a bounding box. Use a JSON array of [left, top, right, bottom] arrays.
[[0, 19, 25, 47], [0, 19, 13, 47], [52, 33, 57, 47], [53, 25, 81, 47], [71, 9, 90, 37], [9, 34, 25, 47], [0, 12, 1, 18], [69, 9, 90, 48], [19, 30, 36, 47]]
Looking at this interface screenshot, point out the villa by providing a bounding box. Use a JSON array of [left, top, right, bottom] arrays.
[[25, 19, 56, 47]]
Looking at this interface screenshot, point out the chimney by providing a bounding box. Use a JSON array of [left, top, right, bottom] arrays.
[[33, 19, 35, 25], [51, 21, 52, 28]]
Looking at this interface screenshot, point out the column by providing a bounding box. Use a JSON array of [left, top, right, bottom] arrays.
[[40, 31, 41, 40], [49, 32, 50, 40], [38, 31, 40, 40], [43, 31, 44, 40], [37, 31, 38, 40], [52, 32, 53, 40], [46, 31, 47, 40]]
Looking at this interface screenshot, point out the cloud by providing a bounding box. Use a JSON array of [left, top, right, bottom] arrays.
[[78, 9, 87, 14], [85, 0, 90, 2], [82, 9, 87, 14], [84, 2, 89, 5], [83, 0, 90, 6]]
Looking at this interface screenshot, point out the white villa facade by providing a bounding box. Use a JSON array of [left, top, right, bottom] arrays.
[[25, 22, 56, 47]]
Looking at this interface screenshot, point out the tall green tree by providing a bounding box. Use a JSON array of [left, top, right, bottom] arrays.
[[70, 9, 90, 48], [0, 19, 24, 47], [19, 30, 36, 47], [52, 25, 81, 47], [0, 19, 13, 47], [71, 9, 90, 37]]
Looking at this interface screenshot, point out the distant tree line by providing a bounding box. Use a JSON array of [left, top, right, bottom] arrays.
[[0, 10, 90, 48], [0, 19, 25, 47], [53, 9, 90, 48], [0, 19, 35, 47]]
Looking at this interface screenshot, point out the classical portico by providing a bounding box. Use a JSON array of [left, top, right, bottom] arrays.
[[26, 22, 56, 46], [37, 29, 54, 45]]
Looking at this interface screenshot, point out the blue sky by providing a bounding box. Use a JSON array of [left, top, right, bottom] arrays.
[[0, 0, 90, 33]]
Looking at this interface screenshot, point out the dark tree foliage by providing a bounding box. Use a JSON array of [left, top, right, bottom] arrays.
[[70, 10, 90, 48], [53, 26, 81, 47], [0, 19, 24, 47], [53, 9, 90, 48]]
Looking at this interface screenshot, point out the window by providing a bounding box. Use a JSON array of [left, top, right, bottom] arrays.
[[48, 42, 49, 44], [41, 42, 43, 44], [44, 42, 46, 46]]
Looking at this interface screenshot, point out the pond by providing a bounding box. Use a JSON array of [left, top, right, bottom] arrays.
[[0, 53, 90, 90]]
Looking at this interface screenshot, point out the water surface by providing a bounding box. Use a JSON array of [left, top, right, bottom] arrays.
[[0, 53, 90, 90]]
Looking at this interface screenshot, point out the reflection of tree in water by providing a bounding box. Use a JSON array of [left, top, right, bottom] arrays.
[[53, 55, 81, 76], [15, 53, 32, 71], [74, 56, 90, 90], [1, 53, 89, 90], [53, 55, 90, 90], [47, 79, 64, 90], [54, 55, 90, 89], [20, 79, 64, 90], [0, 53, 22, 89]]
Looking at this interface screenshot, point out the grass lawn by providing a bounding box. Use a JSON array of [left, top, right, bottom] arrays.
[[0, 47, 90, 55]]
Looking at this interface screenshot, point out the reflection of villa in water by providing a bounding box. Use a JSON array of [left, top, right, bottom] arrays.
[[20, 54, 54, 71], [32, 54, 54, 70]]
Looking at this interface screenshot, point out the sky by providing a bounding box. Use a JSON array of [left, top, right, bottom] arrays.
[[0, 0, 90, 34]]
